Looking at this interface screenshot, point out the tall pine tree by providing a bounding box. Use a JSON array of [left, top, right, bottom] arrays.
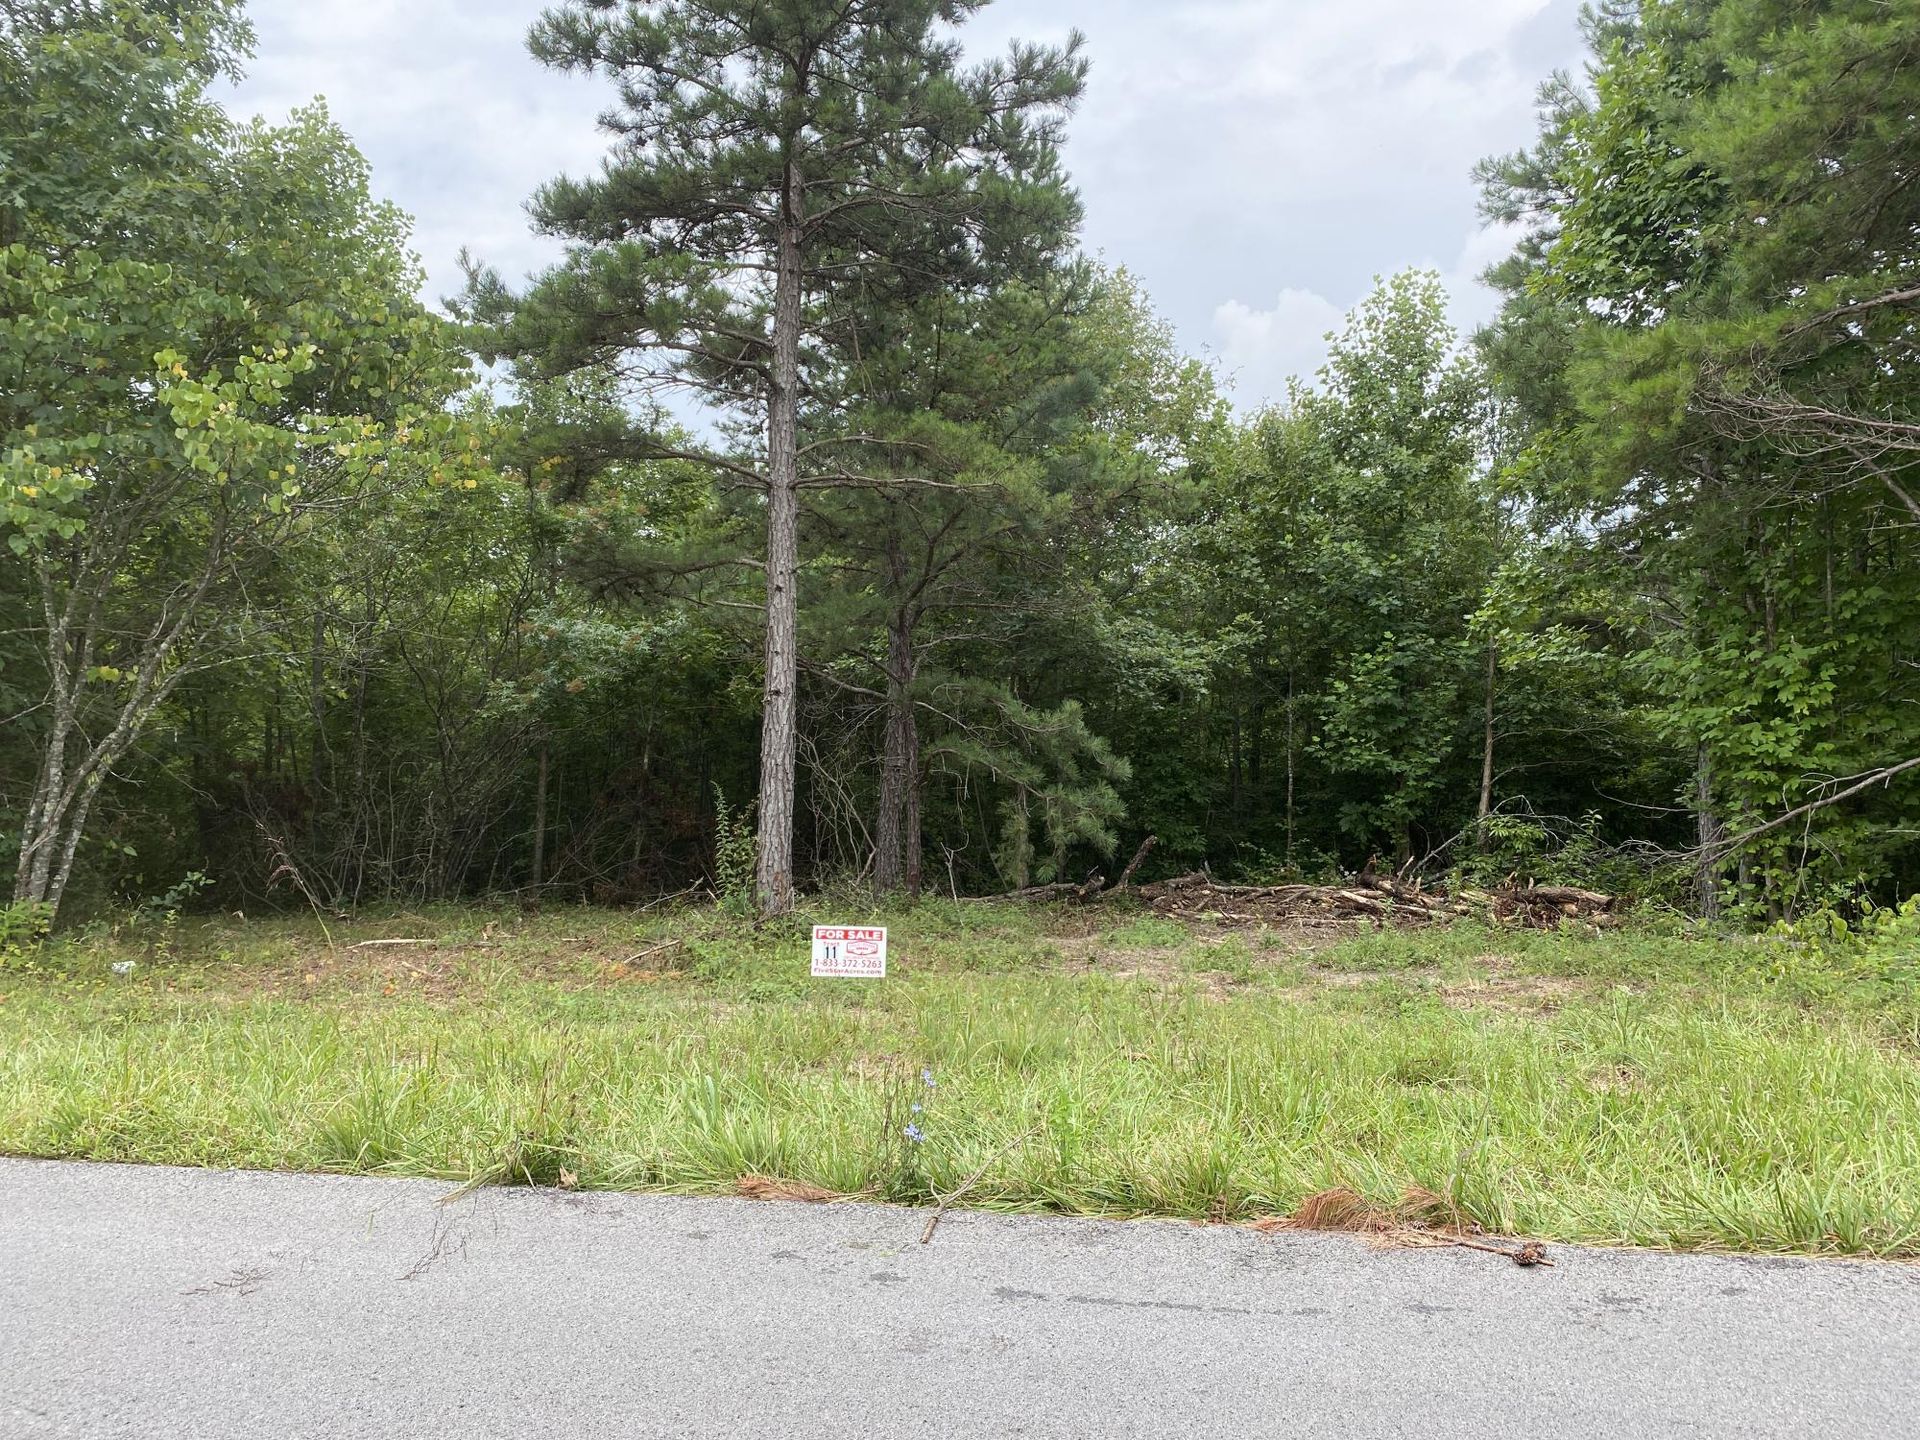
[[474, 0, 1085, 913]]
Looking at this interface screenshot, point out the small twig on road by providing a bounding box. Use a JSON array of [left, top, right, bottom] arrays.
[[1449, 1236, 1555, 1267], [921, 1122, 1045, 1245], [181, 1266, 271, 1296], [400, 1204, 470, 1282]]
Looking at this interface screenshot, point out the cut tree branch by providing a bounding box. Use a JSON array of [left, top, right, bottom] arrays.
[[1705, 757, 1920, 859]]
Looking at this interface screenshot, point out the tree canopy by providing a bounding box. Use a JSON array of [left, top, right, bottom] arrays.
[[4, 0, 1918, 927]]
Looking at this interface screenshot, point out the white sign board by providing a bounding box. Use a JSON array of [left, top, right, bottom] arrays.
[[811, 925, 887, 978]]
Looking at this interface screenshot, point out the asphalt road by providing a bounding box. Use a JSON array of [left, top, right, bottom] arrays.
[[3, 1159, 1917, 1438]]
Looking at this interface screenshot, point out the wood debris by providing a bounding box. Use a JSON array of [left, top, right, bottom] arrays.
[[1021, 868, 1618, 931]]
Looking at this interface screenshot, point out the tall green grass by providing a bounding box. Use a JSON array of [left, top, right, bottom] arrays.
[[4, 904, 1918, 1256]]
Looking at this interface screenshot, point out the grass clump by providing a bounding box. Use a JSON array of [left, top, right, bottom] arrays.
[[1, 900, 1917, 1257]]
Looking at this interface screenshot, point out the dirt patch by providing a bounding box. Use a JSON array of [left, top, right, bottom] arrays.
[[1587, 1063, 1648, 1095], [1259, 964, 1603, 1014], [172, 925, 674, 1002], [1052, 923, 1341, 977], [1051, 934, 1187, 981], [1435, 973, 1589, 1014], [1301, 966, 1404, 988]]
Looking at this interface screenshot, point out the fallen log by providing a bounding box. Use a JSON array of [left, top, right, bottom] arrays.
[[1334, 890, 1388, 915], [1002, 872, 1109, 904], [1357, 873, 1437, 907], [1004, 882, 1082, 901], [1154, 871, 1213, 890], [1503, 885, 1613, 910], [1110, 835, 1158, 890]]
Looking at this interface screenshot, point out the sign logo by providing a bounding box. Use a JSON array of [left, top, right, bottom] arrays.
[[811, 925, 888, 978]]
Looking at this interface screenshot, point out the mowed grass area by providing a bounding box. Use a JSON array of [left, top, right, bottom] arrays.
[[3, 899, 1919, 1257]]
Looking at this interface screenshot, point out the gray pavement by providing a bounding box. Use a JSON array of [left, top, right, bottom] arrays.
[[2, 1157, 1917, 1437]]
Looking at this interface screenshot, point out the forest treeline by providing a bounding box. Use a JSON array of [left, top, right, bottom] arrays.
[[3, 0, 1916, 926]]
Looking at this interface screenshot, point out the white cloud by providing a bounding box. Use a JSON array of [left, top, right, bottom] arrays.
[[224, 1, 608, 307], [1208, 217, 1534, 403], [967, 0, 1584, 405], [1211, 288, 1347, 405], [222, 0, 1585, 399], [1436, 218, 1532, 334]]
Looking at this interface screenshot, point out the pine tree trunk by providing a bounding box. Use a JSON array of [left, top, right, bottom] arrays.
[[874, 608, 920, 894], [903, 697, 923, 897], [308, 604, 331, 857], [1476, 639, 1497, 848], [1007, 789, 1032, 890], [1228, 712, 1243, 822], [754, 195, 804, 916], [1249, 698, 1263, 790]]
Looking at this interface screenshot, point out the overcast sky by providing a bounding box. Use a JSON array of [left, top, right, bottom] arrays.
[[225, 0, 1587, 410]]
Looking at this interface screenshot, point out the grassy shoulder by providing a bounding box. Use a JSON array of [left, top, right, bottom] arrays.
[[2, 898, 1918, 1257]]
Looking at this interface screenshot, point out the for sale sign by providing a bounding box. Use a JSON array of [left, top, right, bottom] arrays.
[[811, 925, 888, 978]]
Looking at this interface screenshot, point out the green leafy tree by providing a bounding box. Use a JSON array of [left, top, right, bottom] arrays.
[[1477, 0, 1920, 912], [1195, 273, 1497, 870], [0, 1, 471, 918]]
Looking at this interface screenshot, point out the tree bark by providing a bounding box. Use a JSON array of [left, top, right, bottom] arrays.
[[903, 713, 922, 895], [1228, 711, 1243, 823], [874, 604, 921, 895], [1112, 834, 1157, 889], [754, 182, 804, 916], [16, 524, 225, 918], [1284, 669, 1296, 874], [530, 740, 550, 898], [1476, 639, 1497, 848], [1694, 743, 1723, 920], [1006, 789, 1032, 890]]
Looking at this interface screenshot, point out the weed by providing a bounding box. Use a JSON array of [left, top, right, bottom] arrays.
[[0, 901, 52, 967], [710, 788, 757, 915]]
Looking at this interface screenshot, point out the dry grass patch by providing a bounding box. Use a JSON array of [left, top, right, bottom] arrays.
[[736, 1174, 843, 1203]]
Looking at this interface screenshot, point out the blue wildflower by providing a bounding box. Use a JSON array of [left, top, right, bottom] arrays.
[[910, 1102, 923, 1114], [921, 1068, 936, 1089], [903, 1123, 925, 1144]]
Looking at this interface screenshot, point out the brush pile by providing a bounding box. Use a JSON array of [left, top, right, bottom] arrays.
[[1011, 857, 1615, 931], [1133, 871, 1615, 930]]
